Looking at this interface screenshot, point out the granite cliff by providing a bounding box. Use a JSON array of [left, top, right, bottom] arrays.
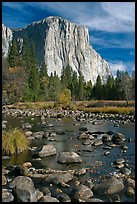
[[2, 16, 112, 84]]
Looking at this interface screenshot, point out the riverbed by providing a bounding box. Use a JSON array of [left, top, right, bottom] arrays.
[[2, 109, 135, 202]]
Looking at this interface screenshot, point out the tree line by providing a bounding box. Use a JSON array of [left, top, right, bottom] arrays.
[[2, 38, 135, 104]]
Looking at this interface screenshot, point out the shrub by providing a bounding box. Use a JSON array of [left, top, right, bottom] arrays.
[[2, 128, 29, 156], [56, 88, 72, 108]]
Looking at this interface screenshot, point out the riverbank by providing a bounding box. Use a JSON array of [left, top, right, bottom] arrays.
[[3, 100, 135, 114]]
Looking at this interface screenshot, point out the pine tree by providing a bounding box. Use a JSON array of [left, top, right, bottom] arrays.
[[8, 39, 20, 67], [85, 80, 92, 100], [92, 75, 103, 99], [78, 72, 85, 100]]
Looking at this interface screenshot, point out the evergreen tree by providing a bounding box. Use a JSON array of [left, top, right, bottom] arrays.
[[85, 80, 92, 100], [70, 71, 79, 100], [78, 72, 85, 100], [8, 39, 20, 67], [26, 43, 40, 101], [92, 75, 103, 99]]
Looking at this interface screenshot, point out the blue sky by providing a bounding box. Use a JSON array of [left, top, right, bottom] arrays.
[[2, 2, 135, 77]]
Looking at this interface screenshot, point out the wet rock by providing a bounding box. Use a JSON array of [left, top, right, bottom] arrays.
[[2, 175, 7, 186], [71, 184, 93, 201], [92, 121, 102, 125], [82, 139, 93, 145], [9, 176, 34, 189], [57, 193, 71, 202], [115, 158, 125, 165], [39, 195, 59, 202], [2, 191, 14, 202], [78, 132, 89, 139], [41, 187, 51, 196], [112, 133, 126, 144], [126, 178, 135, 189], [57, 152, 82, 164], [104, 151, 110, 156], [102, 135, 112, 143], [126, 186, 135, 198], [33, 131, 44, 139], [79, 127, 88, 131], [25, 131, 33, 137], [92, 176, 124, 195], [46, 172, 73, 185], [93, 140, 103, 146], [120, 168, 131, 175], [74, 168, 87, 176], [21, 123, 32, 130], [35, 145, 57, 157]]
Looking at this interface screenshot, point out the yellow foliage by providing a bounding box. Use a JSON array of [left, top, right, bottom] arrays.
[[57, 89, 71, 105]]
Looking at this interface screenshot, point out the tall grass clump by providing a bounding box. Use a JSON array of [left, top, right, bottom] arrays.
[[2, 128, 29, 156]]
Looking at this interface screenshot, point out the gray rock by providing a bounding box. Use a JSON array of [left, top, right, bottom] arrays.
[[126, 186, 135, 198], [86, 198, 104, 202], [71, 184, 93, 201], [41, 187, 51, 196], [3, 17, 111, 84], [11, 176, 37, 202], [39, 195, 59, 202], [112, 133, 126, 144], [36, 144, 57, 157], [57, 152, 82, 164], [46, 172, 73, 185], [102, 135, 112, 143], [2, 191, 14, 202], [92, 176, 124, 195], [93, 140, 103, 146], [33, 131, 44, 139], [120, 168, 131, 175], [21, 123, 32, 130]]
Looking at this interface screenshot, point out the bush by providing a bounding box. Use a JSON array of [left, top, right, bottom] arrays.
[[56, 88, 72, 108], [2, 128, 29, 156]]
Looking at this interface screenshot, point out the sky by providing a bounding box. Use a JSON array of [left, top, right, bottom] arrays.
[[2, 2, 135, 77]]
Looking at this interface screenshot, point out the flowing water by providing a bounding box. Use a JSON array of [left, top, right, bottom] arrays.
[[2, 115, 135, 202]]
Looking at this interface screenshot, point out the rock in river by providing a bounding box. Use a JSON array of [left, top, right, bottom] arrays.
[[112, 133, 126, 144], [92, 176, 124, 195], [45, 172, 73, 185], [57, 152, 82, 164], [71, 184, 93, 201], [35, 145, 57, 157]]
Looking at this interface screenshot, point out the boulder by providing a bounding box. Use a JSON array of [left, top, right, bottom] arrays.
[[11, 176, 37, 202], [102, 135, 112, 143], [92, 176, 124, 195], [36, 145, 57, 157], [57, 152, 82, 164], [71, 184, 93, 201], [46, 172, 73, 185], [2, 191, 14, 202], [112, 133, 126, 144], [57, 194, 71, 202], [39, 195, 59, 202], [126, 186, 135, 198]]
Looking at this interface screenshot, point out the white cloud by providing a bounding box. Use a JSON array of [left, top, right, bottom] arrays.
[[2, 2, 135, 33], [109, 60, 135, 77]]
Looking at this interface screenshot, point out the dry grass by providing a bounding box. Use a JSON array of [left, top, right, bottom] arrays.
[[2, 128, 29, 156]]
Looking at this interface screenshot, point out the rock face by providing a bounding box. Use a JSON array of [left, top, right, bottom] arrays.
[[2, 24, 13, 58], [2, 16, 112, 84]]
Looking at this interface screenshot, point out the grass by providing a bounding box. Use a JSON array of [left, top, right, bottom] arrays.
[[2, 128, 29, 156], [5, 100, 135, 114]]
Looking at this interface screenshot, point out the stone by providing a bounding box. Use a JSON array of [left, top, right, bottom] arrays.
[[2, 175, 7, 186], [74, 168, 87, 176], [36, 145, 57, 157], [120, 168, 131, 175], [102, 135, 112, 143], [21, 123, 32, 130], [112, 133, 126, 144], [10, 176, 37, 202], [93, 140, 103, 146], [25, 131, 33, 137], [2, 191, 14, 202], [33, 131, 44, 139], [92, 176, 124, 195], [79, 127, 88, 131], [71, 184, 93, 201], [57, 152, 82, 164], [46, 172, 73, 185], [41, 187, 51, 196], [126, 187, 135, 198], [22, 162, 32, 168], [86, 198, 104, 202], [14, 165, 28, 176], [39, 195, 59, 202], [57, 194, 71, 202]]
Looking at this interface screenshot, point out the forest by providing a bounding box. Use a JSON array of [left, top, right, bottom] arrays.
[[2, 38, 135, 105]]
